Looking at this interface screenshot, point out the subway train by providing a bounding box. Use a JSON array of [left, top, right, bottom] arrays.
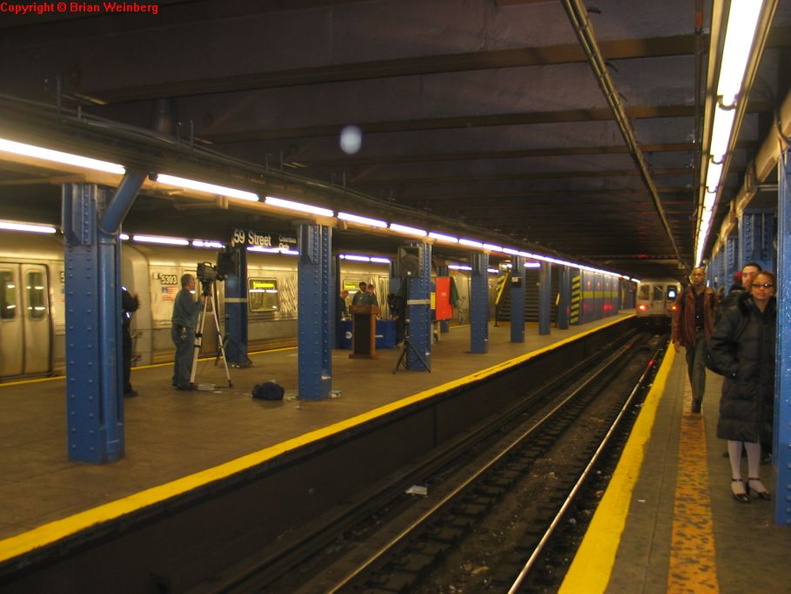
[[635, 278, 681, 327], [0, 230, 477, 380]]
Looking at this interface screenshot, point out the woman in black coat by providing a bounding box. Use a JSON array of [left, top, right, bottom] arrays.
[[708, 271, 776, 503]]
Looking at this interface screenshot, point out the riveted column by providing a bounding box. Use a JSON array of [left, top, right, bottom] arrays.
[[62, 184, 120, 463], [538, 261, 552, 335], [775, 152, 791, 524], [297, 223, 332, 400], [402, 242, 432, 371], [709, 247, 723, 288], [724, 233, 739, 283], [557, 266, 571, 329], [740, 209, 776, 272], [469, 252, 489, 353], [509, 256, 525, 343]]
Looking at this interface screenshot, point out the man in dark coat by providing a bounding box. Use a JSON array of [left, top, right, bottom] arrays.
[[121, 287, 139, 397], [671, 266, 720, 413]]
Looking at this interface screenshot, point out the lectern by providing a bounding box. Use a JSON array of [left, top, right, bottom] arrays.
[[349, 305, 379, 358]]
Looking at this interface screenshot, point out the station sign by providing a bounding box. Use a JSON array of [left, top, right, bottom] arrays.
[[231, 228, 297, 251]]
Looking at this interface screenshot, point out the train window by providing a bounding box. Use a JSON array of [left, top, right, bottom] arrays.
[[0, 271, 16, 320], [667, 286, 678, 300], [638, 284, 651, 300], [248, 278, 280, 312], [26, 271, 48, 319], [653, 285, 664, 301]]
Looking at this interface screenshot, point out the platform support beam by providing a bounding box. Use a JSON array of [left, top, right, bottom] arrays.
[[538, 261, 552, 335], [740, 209, 776, 273], [557, 266, 571, 329], [62, 175, 142, 464], [775, 152, 791, 524], [469, 252, 489, 353], [224, 245, 249, 366], [297, 223, 332, 400], [403, 242, 432, 371], [509, 256, 525, 343]]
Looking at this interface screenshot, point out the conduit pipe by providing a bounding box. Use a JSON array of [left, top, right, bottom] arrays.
[[560, 0, 685, 269]]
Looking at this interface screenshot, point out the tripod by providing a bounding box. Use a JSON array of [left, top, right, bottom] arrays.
[[190, 281, 233, 387], [393, 319, 431, 373]]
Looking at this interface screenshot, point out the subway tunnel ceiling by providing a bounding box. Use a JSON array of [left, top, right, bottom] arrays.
[[1, 0, 790, 280]]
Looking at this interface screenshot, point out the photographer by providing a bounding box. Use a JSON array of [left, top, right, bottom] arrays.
[[171, 273, 205, 391]]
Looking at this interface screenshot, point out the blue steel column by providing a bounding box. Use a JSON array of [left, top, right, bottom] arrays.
[[740, 209, 776, 272], [725, 233, 739, 284], [437, 264, 450, 334], [469, 252, 489, 353], [709, 248, 723, 288], [557, 266, 571, 329], [776, 151, 791, 524], [225, 246, 249, 366], [510, 256, 525, 343], [297, 223, 332, 400], [405, 243, 432, 370], [63, 176, 141, 464], [538, 262, 552, 335]]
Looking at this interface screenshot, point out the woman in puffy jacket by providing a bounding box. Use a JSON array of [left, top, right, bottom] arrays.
[[708, 270, 776, 503]]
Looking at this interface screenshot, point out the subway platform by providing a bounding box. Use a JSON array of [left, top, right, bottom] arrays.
[[562, 346, 791, 593], [0, 314, 624, 550]]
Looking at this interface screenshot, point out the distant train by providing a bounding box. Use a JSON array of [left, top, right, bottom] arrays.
[[635, 278, 680, 326], [0, 231, 478, 380]]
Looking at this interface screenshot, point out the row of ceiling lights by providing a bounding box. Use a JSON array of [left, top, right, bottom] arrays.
[[695, 0, 769, 265], [0, 137, 634, 280]]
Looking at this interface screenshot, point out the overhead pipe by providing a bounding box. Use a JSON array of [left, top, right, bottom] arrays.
[[560, 0, 685, 269]]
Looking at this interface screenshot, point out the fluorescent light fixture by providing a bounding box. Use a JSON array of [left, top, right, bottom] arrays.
[[703, 192, 717, 212], [448, 264, 472, 271], [709, 107, 737, 161], [705, 161, 724, 193], [338, 212, 388, 228], [458, 238, 483, 248], [502, 248, 520, 256], [265, 196, 334, 217], [518, 251, 539, 259], [340, 254, 371, 262], [370, 257, 391, 264], [0, 220, 57, 234], [525, 262, 542, 268], [482, 243, 503, 253], [389, 223, 427, 237], [120, 233, 130, 241], [156, 174, 259, 202], [192, 240, 225, 249], [717, 0, 763, 106], [487, 268, 498, 274], [0, 138, 125, 175], [132, 234, 189, 246], [428, 232, 459, 244]]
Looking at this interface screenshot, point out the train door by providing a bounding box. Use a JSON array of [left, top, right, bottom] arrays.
[[0, 263, 52, 377], [0, 264, 22, 376]]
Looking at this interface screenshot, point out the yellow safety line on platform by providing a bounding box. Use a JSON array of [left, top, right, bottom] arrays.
[[667, 383, 718, 592], [559, 347, 675, 593], [0, 316, 633, 563]]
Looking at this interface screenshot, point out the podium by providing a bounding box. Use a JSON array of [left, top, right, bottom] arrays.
[[349, 305, 379, 358]]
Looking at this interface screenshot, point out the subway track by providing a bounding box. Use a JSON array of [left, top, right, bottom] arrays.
[[194, 328, 667, 593]]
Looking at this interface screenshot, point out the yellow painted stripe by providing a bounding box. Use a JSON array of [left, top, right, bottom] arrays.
[[560, 347, 676, 593], [667, 384, 718, 592], [0, 315, 633, 563]]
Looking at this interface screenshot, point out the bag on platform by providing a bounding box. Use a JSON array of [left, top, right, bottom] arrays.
[[252, 381, 285, 401]]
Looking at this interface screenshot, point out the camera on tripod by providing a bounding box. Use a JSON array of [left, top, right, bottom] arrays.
[[196, 262, 223, 295]]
